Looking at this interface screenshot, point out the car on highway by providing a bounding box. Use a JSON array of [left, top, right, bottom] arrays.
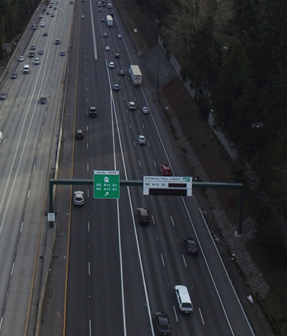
[[142, 106, 149, 114], [98, 7, 102, 11], [109, 62, 115, 68], [40, 97, 47, 104], [119, 69, 125, 76], [39, 13, 44, 18], [0, 93, 7, 100], [184, 237, 199, 255], [81, 15, 85, 19], [117, 34, 122, 39], [128, 101, 136, 110], [160, 164, 172, 176], [110, 11, 114, 17], [153, 312, 171, 336], [39, 49, 44, 55], [101, 18, 105, 22], [54, 6, 57, 9], [113, 84, 120, 91], [11, 73, 18, 79], [88, 106, 97, 117], [138, 135, 147, 145], [103, 32, 108, 38], [136, 207, 150, 225], [60, 51, 66, 56], [46, 11, 50, 15], [28, 51, 35, 58], [30, 45, 36, 50], [114, 53, 120, 58], [34, 58, 40, 65], [43, 31, 48, 36], [40, 22, 45, 27], [174, 285, 193, 313], [73, 191, 84, 205], [105, 46, 110, 51], [51, 13, 55, 17], [75, 130, 84, 139], [55, 38, 60, 45], [19, 55, 24, 62]]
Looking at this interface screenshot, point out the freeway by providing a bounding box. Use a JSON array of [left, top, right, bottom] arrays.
[[0, 0, 74, 334], [63, 1, 256, 336]]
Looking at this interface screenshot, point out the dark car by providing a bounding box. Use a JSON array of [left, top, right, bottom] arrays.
[[11, 73, 18, 79], [0, 93, 7, 100], [40, 97, 47, 104], [28, 51, 35, 58], [114, 53, 120, 59], [184, 237, 199, 255], [76, 130, 84, 139], [113, 84, 120, 91], [119, 69, 125, 76], [153, 312, 171, 336], [136, 207, 150, 225]]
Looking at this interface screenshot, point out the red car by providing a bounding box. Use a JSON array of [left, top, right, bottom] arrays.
[[160, 164, 172, 176]]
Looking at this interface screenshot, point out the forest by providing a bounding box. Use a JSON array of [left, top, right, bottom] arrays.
[[137, 0, 287, 263]]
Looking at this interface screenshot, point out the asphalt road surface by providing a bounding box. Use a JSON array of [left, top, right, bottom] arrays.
[[0, 0, 74, 334], [39, 0, 256, 336]]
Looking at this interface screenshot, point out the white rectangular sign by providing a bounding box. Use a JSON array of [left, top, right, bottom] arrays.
[[143, 176, 192, 196]]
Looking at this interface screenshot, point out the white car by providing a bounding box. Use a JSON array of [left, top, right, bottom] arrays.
[[19, 55, 24, 62], [103, 32, 108, 38], [138, 135, 147, 145], [81, 15, 85, 19], [40, 22, 45, 27], [117, 34, 122, 39], [128, 101, 136, 110], [109, 62, 115, 68], [105, 46, 110, 51], [73, 191, 85, 205], [39, 14, 44, 18], [142, 106, 149, 114], [34, 58, 40, 65]]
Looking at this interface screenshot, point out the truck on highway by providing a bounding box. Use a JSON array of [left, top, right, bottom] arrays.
[[129, 65, 142, 86], [106, 15, 113, 27]]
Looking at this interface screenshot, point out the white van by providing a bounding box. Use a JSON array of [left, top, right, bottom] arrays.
[[23, 65, 30, 74], [174, 285, 193, 313]]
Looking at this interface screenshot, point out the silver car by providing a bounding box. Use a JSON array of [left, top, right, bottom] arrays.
[[73, 191, 85, 205]]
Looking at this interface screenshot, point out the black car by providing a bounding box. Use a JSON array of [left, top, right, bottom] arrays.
[[75, 130, 84, 139], [137, 207, 150, 225], [184, 237, 199, 255], [0, 93, 7, 100], [40, 97, 47, 104], [114, 53, 120, 59], [119, 69, 125, 76], [28, 51, 35, 58], [153, 312, 171, 336], [11, 73, 18, 79]]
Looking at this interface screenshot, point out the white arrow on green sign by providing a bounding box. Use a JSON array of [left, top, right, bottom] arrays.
[[93, 170, 120, 199]]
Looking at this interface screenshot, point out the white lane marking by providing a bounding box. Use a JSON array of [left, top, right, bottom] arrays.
[[182, 254, 187, 268], [161, 253, 165, 267], [88, 262, 90, 275], [89, 0, 98, 59], [87, 189, 89, 198], [10, 263, 15, 276], [198, 307, 205, 325], [87, 164, 89, 171], [170, 216, 175, 226], [173, 305, 178, 322], [89, 319, 92, 336], [20, 222, 24, 232], [87, 221, 90, 232]]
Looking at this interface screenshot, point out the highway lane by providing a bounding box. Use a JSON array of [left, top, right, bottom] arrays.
[[0, 0, 74, 334], [64, 1, 255, 336]]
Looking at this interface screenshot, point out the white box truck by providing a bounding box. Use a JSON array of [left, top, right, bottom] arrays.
[[106, 15, 113, 27], [129, 65, 142, 86]]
